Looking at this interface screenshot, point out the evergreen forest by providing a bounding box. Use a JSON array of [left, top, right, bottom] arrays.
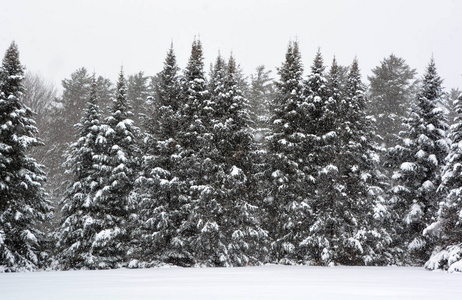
[[1, 40, 461, 272]]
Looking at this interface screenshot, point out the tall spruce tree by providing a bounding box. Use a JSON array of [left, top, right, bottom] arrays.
[[387, 58, 449, 264], [424, 92, 462, 270], [132, 45, 192, 266], [171, 39, 211, 266], [187, 54, 267, 266], [335, 59, 390, 265], [45, 69, 113, 212], [179, 44, 223, 266], [222, 56, 268, 266], [0, 42, 52, 272], [299, 53, 343, 265], [91, 69, 140, 268], [298, 55, 389, 266], [56, 77, 109, 269], [46, 68, 92, 207], [266, 41, 313, 264]]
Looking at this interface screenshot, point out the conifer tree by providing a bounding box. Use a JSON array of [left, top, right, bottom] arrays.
[[173, 39, 211, 266], [368, 54, 418, 148], [188, 54, 267, 266], [90, 69, 140, 268], [387, 58, 449, 264], [222, 56, 268, 266], [299, 54, 343, 265], [46, 68, 92, 206], [132, 45, 193, 266], [0, 42, 52, 271], [335, 59, 390, 265], [45, 69, 113, 210], [301, 55, 391, 266], [266, 41, 313, 264], [424, 92, 462, 270], [186, 53, 230, 266], [56, 77, 109, 269]]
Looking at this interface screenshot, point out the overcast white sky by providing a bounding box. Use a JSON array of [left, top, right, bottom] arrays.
[[1, 0, 462, 92]]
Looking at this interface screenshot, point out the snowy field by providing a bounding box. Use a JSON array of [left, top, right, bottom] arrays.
[[0, 265, 460, 300]]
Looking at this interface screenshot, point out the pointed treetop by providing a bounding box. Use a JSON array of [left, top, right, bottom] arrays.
[[277, 40, 303, 90], [330, 56, 339, 74], [118, 67, 126, 87], [214, 52, 226, 72], [421, 57, 443, 98], [115, 67, 128, 102], [328, 56, 341, 90], [162, 44, 179, 78], [228, 54, 237, 76], [311, 48, 325, 74], [112, 67, 131, 117], [350, 57, 360, 76], [346, 57, 362, 93], [1, 41, 24, 97], [185, 38, 205, 81], [89, 73, 98, 105]]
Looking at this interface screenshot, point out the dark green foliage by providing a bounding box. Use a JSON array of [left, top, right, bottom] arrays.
[[424, 92, 462, 270], [188, 54, 267, 266], [333, 59, 389, 265], [56, 78, 110, 269], [0, 42, 52, 272], [300, 54, 343, 265], [299, 54, 389, 266], [132, 45, 193, 266], [266, 41, 313, 264], [96, 69, 140, 267], [44, 69, 113, 212], [6, 38, 456, 270], [387, 59, 449, 264]]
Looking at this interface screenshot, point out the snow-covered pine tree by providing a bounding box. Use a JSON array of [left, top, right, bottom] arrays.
[[221, 56, 268, 266], [302, 56, 390, 266], [188, 53, 267, 266], [387, 58, 449, 264], [424, 92, 462, 271], [173, 39, 212, 266], [45, 68, 92, 208], [441, 88, 461, 127], [56, 77, 109, 269], [0, 42, 52, 272], [185, 53, 226, 266], [299, 53, 342, 265], [44, 69, 113, 214], [88, 69, 140, 268], [132, 45, 193, 267], [265, 41, 313, 264], [247, 67, 274, 241], [334, 58, 390, 265]]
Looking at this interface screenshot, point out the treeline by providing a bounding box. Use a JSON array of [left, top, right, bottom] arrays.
[[0, 40, 461, 272]]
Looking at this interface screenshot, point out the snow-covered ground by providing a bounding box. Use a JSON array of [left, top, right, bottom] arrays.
[[0, 265, 460, 300]]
